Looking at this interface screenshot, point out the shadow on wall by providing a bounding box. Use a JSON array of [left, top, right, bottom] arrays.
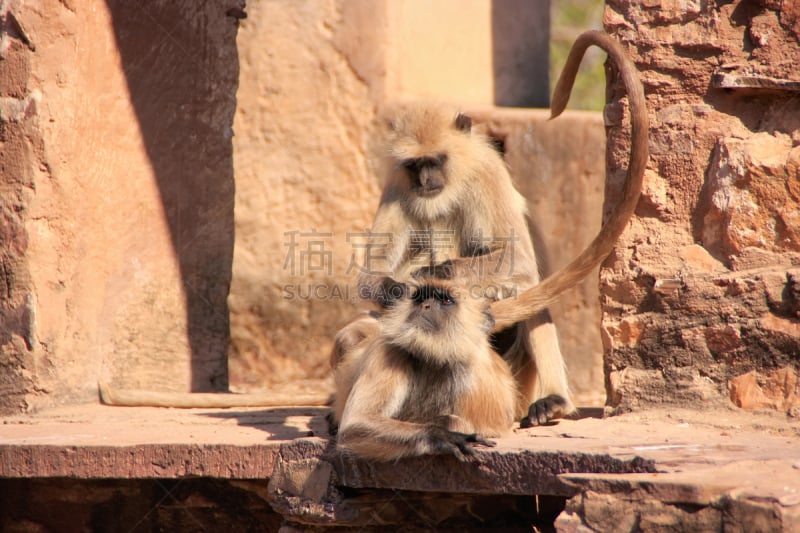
[[105, 0, 242, 391], [492, 0, 550, 107]]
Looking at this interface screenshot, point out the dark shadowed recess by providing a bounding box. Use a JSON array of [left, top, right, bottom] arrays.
[[106, 0, 243, 391], [492, 0, 551, 107]]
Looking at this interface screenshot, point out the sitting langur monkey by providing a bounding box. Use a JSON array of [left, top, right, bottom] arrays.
[[98, 31, 646, 420], [333, 29, 648, 429], [334, 278, 518, 460]]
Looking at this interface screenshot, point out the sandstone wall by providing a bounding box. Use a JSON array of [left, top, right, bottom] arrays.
[[602, 0, 800, 413], [228, 0, 608, 401], [228, 0, 381, 388], [1, 0, 611, 412], [469, 107, 607, 401], [0, 0, 239, 413]]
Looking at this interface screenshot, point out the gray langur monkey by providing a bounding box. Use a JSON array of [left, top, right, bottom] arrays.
[[333, 30, 648, 431], [333, 278, 517, 460]]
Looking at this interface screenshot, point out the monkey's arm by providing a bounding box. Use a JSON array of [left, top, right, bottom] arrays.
[[336, 353, 493, 461], [419, 191, 541, 296], [357, 202, 411, 306], [457, 246, 533, 285], [338, 416, 492, 461], [413, 243, 538, 299], [98, 382, 331, 408]]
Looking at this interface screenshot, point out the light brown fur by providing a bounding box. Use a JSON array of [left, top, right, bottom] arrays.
[[335, 279, 517, 461], [334, 29, 648, 432], [345, 104, 571, 427], [99, 31, 646, 417]]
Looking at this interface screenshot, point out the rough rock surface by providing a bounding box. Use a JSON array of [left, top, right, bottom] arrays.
[[602, 0, 800, 413], [1, 405, 798, 530], [0, 1, 239, 414]]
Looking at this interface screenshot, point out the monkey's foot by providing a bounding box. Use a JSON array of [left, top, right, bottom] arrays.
[[520, 394, 569, 428], [426, 427, 495, 461]]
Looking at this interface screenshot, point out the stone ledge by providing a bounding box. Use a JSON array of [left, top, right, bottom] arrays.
[[557, 461, 800, 532], [2, 405, 799, 529]]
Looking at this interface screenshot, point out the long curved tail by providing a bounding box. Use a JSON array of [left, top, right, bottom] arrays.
[[490, 30, 648, 332], [98, 381, 331, 408]]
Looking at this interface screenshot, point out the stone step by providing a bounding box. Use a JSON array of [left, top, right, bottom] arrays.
[[2, 404, 798, 530]]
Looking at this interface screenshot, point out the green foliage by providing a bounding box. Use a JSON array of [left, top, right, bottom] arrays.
[[550, 0, 606, 111]]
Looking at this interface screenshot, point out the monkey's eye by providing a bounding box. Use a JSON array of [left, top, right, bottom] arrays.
[[412, 286, 455, 307], [401, 158, 421, 172], [433, 288, 455, 306]]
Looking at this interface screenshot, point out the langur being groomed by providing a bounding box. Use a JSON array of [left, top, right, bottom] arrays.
[[332, 29, 648, 453]]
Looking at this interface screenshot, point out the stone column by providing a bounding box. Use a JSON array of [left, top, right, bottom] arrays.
[[602, 0, 800, 413], [0, 0, 239, 413]]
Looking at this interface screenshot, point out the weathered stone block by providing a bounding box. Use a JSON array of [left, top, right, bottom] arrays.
[[0, 0, 238, 413], [729, 366, 800, 414], [703, 135, 800, 258], [603, 0, 800, 412]]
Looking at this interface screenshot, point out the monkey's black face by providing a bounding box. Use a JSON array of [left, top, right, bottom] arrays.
[[409, 285, 456, 332], [401, 153, 448, 197]]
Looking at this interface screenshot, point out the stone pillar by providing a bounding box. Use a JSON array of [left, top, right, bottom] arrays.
[[602, 0, 800, 413], [0, 0, 238, 413], [492, 0, 551, 107]]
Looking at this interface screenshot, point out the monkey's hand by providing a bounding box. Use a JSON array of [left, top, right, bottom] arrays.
[[520, 394, 569, 428], [412, 260, 456, 280], [425, 427, 496, 461]]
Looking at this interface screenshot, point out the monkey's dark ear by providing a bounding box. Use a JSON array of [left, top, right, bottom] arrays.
[[454, 113, 472, 132], [487, 135, 506, 155], [386, 118, 398, 131]]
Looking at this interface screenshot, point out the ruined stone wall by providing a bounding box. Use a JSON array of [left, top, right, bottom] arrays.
[[227, 0, 382, 388], [1, 0, 609, 412], [0, 0, 239, 413], [602, 0, 800, 413], [227, 0, 602, 394]]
